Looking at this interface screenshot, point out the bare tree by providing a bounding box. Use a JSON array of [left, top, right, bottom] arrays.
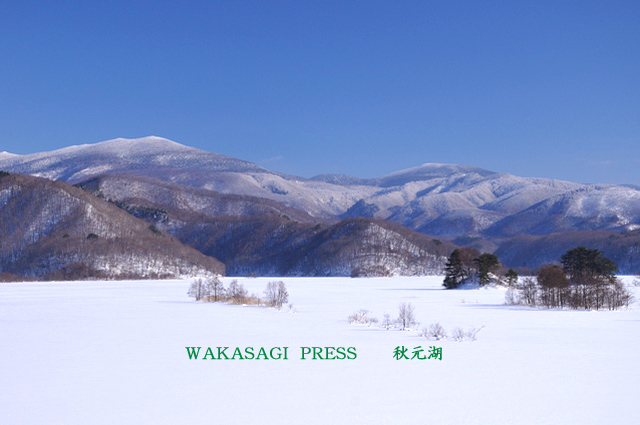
[[396, 302, 418, 330], [537, 264, 569, 308], [381, 313, 394, 330], [206, 276, 225, 302], [187, 277, 208, 301], [264, 280, 289, 308], [459, 247, 480, 283], [519, 277, 538, 306], [227, 279, 248, 304]]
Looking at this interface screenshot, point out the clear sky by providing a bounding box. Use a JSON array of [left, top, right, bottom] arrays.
[[1, 1, 639, 184]]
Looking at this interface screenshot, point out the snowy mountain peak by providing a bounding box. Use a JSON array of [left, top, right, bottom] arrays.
[[0, 151, 19, 160], [0, 136, 271, 184], [377, 162, 496, 187], [383, 162, 494, 179], [51, 136, 201, 157], [0, 136, 200, 165], [91, 136, 196, 153]]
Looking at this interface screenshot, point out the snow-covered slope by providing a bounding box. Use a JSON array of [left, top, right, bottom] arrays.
[[0, 172, 225, 279], [74, 173, 453, 276], [488, 185, 640, 236], [0, 136, 376, 217], [2, 136, 640, 238], [0, 136, 266, 181], [77, 173, 318, 224]]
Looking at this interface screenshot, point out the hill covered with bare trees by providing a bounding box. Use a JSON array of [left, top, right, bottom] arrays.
[[0, 172, 224, 280], [76, 173, 455, 276]]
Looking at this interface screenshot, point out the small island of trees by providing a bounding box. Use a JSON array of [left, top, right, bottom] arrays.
[[442, 246, 633, 310], [188, 277, 290, 309]]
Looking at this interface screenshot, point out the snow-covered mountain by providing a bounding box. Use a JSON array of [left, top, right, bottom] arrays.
[[76, 173, 452, 276], [486, 185, 640, 237], [76, 173, 319, 224], [0, 136, 374, 217], [0, 172, 225, 279], [2, 136, 640, 241]]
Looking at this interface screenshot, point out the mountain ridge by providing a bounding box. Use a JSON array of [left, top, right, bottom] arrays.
[[0, 172, 225, 279], [74, 173, 452, 276], [2, 136, 640, 273]]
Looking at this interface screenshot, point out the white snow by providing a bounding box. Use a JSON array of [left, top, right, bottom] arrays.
[[0, 151, 20, 159], [1, 276, 638, 424], [3, 137, 640, 234]]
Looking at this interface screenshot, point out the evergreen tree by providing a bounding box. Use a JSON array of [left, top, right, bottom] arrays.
[[505, 269, 519, 286], [561, 247, 617, 285], [443, 249, 464, 289], [475, 253, 500, 286]]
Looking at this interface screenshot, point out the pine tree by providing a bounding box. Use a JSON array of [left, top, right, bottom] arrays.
[[560, 247, 617, 285], [443, 249, 464, 289], [505, 268, 519, 286], [475, 253, 500, 286]]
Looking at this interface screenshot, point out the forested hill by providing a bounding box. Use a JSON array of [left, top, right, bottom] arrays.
[[77, 173, 456, 277], [0, 172, 455, 279], [0, 172, 224, 280]]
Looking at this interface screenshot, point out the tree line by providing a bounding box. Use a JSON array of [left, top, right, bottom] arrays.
[[442, 246, 633, 310], [443, 246, 633, 310], [188, 277, 290, 309], [442, 247, 512, 288], [505, 247, 633, 310]]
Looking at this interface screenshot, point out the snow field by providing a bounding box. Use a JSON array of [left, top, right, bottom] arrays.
[[0, 277, 638, 424]]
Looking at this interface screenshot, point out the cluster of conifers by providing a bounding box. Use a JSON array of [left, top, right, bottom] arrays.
[[443, 246, 634, 310]]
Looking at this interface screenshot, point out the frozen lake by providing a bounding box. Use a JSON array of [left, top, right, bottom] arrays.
[[1, 276, 638, 424]]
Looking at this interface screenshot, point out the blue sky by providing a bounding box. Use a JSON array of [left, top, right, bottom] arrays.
[[1, 1, 639, 184]]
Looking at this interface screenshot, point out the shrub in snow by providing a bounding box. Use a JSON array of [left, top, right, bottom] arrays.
[[381, 313, 394, 330], [451, 326, 484, 342], [420, 323, 447, 341], [465, 326, 483, 341], [451, 327, 465, 341], [242, 293, 264, 306], [347, 309, 378, 326]]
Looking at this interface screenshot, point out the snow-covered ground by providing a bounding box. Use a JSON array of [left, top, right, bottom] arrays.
[[1, 277, 638, 424]]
